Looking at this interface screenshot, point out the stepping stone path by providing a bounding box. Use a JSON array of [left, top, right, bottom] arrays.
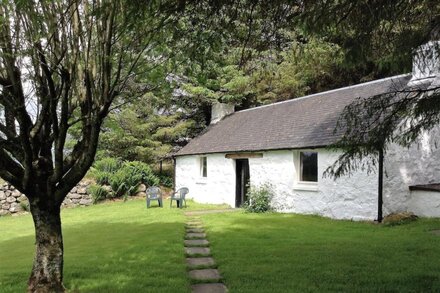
[[184, 215, 228, 293], [431, 229, 440, 236], [186, 232, 206, 239], [184, 239, 209, 247]]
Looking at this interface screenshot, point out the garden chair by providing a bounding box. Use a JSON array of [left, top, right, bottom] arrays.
[[170, 187, 189, 208], [146, 186, 163, 208]]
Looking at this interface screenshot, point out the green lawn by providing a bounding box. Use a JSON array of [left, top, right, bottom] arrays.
[[0, 199, 227, 293], [201, 212, 440, 292], [2, 201, 440, 292]]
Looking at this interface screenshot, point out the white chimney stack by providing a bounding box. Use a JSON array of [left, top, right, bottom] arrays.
[[411, 41, 440, 82], [210, 103, 234, 124]]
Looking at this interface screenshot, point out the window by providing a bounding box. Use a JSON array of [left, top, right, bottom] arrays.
[[300, 152, 318, 182], [200, 156, 207, 177]]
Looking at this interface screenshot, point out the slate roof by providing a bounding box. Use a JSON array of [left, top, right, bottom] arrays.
[[176, 74, 412, 156]]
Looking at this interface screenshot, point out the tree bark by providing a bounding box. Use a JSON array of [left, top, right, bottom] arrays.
[[28, 200, 65, 293]]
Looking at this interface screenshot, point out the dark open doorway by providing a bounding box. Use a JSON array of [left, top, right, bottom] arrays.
[[236, 159, 250, 207]]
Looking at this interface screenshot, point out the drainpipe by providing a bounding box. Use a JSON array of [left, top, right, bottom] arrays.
[[172, 156, 177, 194], [377, 148, 384, 223]]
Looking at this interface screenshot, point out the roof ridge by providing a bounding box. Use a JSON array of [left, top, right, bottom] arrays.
[[237, 73, 411, 113]]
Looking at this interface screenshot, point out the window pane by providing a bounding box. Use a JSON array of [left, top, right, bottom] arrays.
[[201, 157, 207, 177], [300, 152, 317, 182]]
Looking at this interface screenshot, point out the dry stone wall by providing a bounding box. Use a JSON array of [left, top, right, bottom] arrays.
[[0, 180, 93, 217], [62, 180, 93, 208], [0, 185, 28, 216]]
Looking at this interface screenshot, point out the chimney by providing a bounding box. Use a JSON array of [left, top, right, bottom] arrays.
[[411, 41, 440, 82], [210, 103, 234, 124]]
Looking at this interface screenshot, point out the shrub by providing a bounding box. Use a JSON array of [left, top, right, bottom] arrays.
[[89, 158, 122, 185], [89, 159, 161, 200], [157, 174, 173, 188], [93, 170, 112, 185], [108, 161, 161, 200], [94, 158, 122, 173], [109, 170, 140, 200], [88, 185, 109, 204], [19, 201, 30, 212], [244, 183, 274, 213], [124, 161, 160, 187]]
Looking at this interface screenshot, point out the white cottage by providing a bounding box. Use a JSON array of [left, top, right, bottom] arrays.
[[174, 42, 440, 221]]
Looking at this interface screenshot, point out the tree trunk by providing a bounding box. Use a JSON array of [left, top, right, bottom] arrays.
[[28, 201, 65, 293]]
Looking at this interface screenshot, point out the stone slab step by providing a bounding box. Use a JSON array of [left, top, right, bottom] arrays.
[[187, 220, 202, 224], [187, 228, 204, 233], [186, 225, 203, 229], [186, 223, 203, 227], [191, 283, 228, 293], [188, 215, 201, 218], [431, 229, 440, 236], [189, 269, 222, 282], [186, 232, 207, 239], [186, 257, 216, 269], [185, 247, 211, 256], [184, 239, 209, 247], [186, 219, 202, 224], [186, 224, 203, 229], [185, 209, 236, 216]]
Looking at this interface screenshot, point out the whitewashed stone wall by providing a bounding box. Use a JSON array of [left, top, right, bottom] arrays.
[[384, 127, 440, 215], [0, 180, 93, 217], [175, 154, 236, 207], [408, 190, 440, 217], [176, 140, 440, 220], [250, 150, 378, 220], [176, 149, 378, 220]]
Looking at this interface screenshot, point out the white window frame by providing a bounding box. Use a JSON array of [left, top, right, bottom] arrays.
[[293, 150, 318, 191]]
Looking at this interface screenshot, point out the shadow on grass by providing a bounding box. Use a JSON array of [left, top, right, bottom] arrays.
[[0, 221, 190, 293]]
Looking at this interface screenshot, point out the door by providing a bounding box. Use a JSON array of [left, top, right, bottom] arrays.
[[236, 159, 250, 207]]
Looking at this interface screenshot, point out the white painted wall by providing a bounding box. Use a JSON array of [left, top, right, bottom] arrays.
[[408, 190, 440, 218], [176, 149, 378, 220], [176, 132, 440, 220], [175, 154, 236, 207], [249, 150, 378, 220], [384, 127, 440, 215]]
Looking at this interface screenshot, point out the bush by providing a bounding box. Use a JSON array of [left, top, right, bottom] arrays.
[[93, 158, 122, 173], [108, 162, 160, 200], [88, 184, 109, 204], [89, 159, 161, 200], [93, 170, 112, 185], [244, 183, 274, 213], [157, 174, 173, 188], [109, 170, 140, 200], [89, 158, 122, 185], [19, 201, 30, 212], [124, 161, 160, 187]]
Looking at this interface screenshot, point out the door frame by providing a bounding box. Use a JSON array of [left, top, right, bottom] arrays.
[[235, 159, 250, 208]]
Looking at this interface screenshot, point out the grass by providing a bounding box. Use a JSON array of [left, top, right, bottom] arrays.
[[201, 212, 440, 292], [0, 199, 228, 293], [3, 200, 440, 292]]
